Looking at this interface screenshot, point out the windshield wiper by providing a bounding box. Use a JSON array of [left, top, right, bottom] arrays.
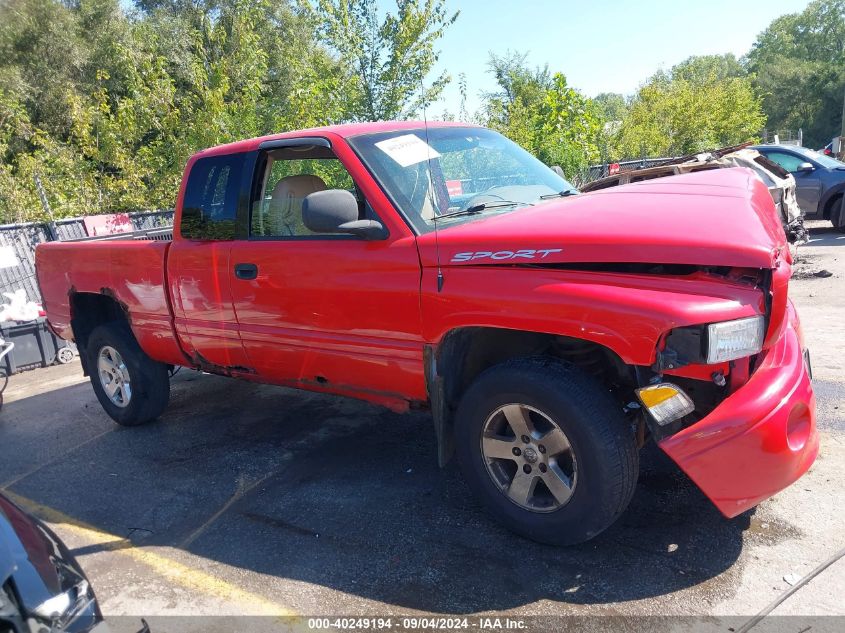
[[436, 200, 529, 220], [538, 189, 579, 200]]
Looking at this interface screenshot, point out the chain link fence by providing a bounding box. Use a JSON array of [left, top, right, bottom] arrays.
[[0, 223, 53, 304]]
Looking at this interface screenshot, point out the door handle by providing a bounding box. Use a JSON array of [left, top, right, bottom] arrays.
[[234, 263, 258, 280]]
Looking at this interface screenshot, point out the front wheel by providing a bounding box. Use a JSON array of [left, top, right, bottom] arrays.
[[454, 357, 638, 545], [87, 322, 170, 426], [831, 197, 845, 232]]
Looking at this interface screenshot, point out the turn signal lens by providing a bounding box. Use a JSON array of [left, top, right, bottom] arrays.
[[636, 383, 695, 426]]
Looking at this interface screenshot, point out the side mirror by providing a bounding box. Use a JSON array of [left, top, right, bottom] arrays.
[[797, 161, 815, 172], [302, 189, 387, 240]]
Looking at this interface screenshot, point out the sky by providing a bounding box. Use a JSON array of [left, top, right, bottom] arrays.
[[427, 0, 812, 117]]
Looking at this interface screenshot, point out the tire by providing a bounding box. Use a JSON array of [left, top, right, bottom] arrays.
[[56, 346, 76, 364], [87, 322, 170, 426], [454, 357, 638, 545], [831, 197, 845, 232]]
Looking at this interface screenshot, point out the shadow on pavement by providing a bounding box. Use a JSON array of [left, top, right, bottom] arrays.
[[803, 224, 845, 248], [1, 371, 748, 613]]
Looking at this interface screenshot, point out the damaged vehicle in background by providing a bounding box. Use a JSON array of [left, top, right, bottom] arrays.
[[751, 143, 845, 232], [0, 493, 147, 633], [581, 143, 807, 243]]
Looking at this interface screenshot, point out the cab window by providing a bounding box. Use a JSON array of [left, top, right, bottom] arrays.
[[250, 146, 367, 238], [764, 151, 808, 173], [180, 153, 245, 240]]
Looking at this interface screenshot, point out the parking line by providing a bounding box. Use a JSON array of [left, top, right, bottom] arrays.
[[5, 491, 298, 617]]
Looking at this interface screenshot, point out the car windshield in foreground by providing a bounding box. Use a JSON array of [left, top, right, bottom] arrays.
[[347, 126, 576, 234], [795, 146, 845, 169]]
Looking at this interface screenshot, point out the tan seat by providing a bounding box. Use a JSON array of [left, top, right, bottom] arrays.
[[265, 174, 327, 236]]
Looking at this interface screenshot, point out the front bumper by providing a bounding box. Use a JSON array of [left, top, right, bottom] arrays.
[[659, 307, 818, 518]]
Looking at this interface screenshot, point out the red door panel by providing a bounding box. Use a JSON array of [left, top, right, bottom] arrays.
[[168, 240, 251, 370], [228, 236, 426, 406]]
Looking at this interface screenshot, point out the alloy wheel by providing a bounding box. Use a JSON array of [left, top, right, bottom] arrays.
[[480, 403, 577, 512], [97, 345, 132, 408]]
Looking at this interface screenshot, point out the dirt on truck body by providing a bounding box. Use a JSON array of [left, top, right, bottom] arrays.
[[35, 122, 817, 545]]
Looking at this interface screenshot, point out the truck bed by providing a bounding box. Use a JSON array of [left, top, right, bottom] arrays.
[[35, 238, 186, 367]]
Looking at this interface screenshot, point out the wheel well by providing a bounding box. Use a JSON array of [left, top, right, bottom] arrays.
[[823, 192, 843, 220], [69, 292, 130, 373], [435, 327, 633, 407], [428, 327, 636, 466]]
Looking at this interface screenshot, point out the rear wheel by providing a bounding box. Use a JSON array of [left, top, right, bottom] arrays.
[[454, 357, 638, 545], [87, 322, 169, 426]]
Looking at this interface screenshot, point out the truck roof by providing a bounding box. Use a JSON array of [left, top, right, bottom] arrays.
[[194, 120, 478, 158]]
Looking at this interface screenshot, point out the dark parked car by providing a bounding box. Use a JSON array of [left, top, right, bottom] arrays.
[[0, 493, 147, 633], [751, 144, 845, 230]]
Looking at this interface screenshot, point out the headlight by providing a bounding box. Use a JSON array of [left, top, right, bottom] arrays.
[[32, 579, 95, 626], [706, 316, 765, 363], [33, 590, 74, 619]]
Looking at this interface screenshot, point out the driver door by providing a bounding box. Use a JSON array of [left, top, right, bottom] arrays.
[[227, 139, 426, 404]]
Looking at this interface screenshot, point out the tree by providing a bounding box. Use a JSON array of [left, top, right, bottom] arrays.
[[593, 92, 627, 124], [613, 57, 766, 158], [313, 0, 458, 121], [0, 0, 86, 139], [0, 89, 40, 222], [747, 0, 845, 148], [671, 53, 745, 84], [481, 52, 602, 179], [0, 0, 357, 221]]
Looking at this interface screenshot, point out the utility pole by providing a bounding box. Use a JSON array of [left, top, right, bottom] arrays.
[[837, 85, 845, 158]]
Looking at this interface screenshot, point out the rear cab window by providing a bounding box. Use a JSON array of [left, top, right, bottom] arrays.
[[180, 153, 246, 240]]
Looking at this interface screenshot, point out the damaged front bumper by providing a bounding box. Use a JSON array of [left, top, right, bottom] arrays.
[[658, 305, 818, 517]]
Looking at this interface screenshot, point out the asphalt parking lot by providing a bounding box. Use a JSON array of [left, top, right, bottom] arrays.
[[1, 222, 843, 630]]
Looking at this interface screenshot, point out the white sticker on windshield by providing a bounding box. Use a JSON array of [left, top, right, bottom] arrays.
[[375, 134, 441, 167]]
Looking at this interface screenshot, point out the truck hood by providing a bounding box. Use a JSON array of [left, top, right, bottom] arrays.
[[418, 168, 787, 269]]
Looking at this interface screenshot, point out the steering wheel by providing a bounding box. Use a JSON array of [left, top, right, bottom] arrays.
[[456, 186, 511, 212]]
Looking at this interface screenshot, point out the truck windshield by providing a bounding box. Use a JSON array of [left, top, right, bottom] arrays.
[[347, 127, 576, 234]]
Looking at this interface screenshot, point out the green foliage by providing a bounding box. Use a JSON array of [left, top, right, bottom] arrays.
[[2, 0, 840, 222], [313, 0, 458, 121], [747, 0, 845, 148], [612, 56, 766, 159], [671, 53, 745, 84], [481, 52, 602, 180], [593, 93, 627, 124], [0, 0, 456, 222]]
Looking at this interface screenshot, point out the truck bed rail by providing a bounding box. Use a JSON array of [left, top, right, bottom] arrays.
[[65, 227, 173, 242]]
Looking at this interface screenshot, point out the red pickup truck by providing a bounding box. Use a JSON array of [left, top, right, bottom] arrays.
[[36, 122, 818, 545]]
